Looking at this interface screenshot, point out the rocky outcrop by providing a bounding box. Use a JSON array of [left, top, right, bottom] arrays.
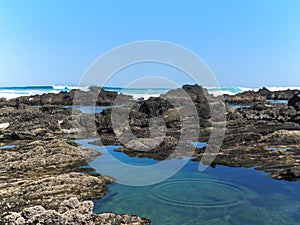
[[0, 172, 112, 214], [193, 100, 300, 181], [0, 140, 100, 178], [2, 86, 132, 107], [0, 103, 151, 223], [115, 136, 196, 160], [194, 143, 300, 181], [95, 84, 222, 137], [93, 85, 300, 180], [288, 93, 300, 110], [0, 105, 100, 141], [93, 84, 219, 158], [0, 139, 112, 213], [257, 87, 299, 100], [0, 106, 72, 141], [224, 87, 300, 105], [224, 91, 266, 105], [260, 130, 300, 144], [222, 103, 300, 147], [93, 85, 300, 181], [2, 197, 150, 225]]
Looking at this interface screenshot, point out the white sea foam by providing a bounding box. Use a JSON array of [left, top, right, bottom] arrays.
[[129, 93, 161, 100], [208, 90, 237, 97], [0, 93, 20, 100], [52, 85, 89, 91]]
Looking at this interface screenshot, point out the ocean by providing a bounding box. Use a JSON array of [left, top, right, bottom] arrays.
[[1, 85, 300, 100]]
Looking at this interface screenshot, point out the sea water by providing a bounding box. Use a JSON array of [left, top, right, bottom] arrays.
[[76, 139, 300, 225]]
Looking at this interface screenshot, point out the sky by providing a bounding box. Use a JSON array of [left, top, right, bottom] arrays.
[[0, 0, 299, 87]]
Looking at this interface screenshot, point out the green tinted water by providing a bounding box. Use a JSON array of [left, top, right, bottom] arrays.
[[77, 140, 300, 225]]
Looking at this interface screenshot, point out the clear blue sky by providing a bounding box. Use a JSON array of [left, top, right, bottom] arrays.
[[0, 0, 299, 87]]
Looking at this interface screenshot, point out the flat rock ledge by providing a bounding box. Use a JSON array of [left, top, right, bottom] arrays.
[[1, 197, 150, 225]]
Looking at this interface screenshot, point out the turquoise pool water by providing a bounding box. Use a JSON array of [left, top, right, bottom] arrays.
[[63, 105, 111, 113], [266, 100, 289, 105], [77, 139, 300, 225], [0, 145, 15, 150]]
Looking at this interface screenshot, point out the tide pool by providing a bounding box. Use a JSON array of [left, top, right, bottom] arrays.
[[76, 139, 300, 225]]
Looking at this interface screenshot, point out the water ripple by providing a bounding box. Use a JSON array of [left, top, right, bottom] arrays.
[[151, 178, 256, 208]]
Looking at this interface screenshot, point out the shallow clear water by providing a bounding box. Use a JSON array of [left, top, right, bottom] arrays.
[[228, 104, 252, 109], [63, 105, 111, 114], [77, 139, 300, 225], [228, 100, 289, 109], [0, 145, 15, 150], [266, 100, 289, 105]]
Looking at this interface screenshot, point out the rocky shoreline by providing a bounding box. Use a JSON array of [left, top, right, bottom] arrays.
[[93, 85, 300, 180], [0, 87, 150, 224], [1, 85, 300, 224], [2, 197, 150, 225]]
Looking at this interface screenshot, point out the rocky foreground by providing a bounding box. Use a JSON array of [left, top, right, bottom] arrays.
[[0, 85, 300, 224], [0, 88, 150, 224], [2, 197, 150, 225]]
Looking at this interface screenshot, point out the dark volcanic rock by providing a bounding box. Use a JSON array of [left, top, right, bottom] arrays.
[[224, 91, 266, 105], [225, 87, 300, 104], [139, 97, 172, 117], [95, 84, 221, 140], [3, 86, 132, 107], [194, 144, 300, 181], [116, 136, 196, 160], [258, 87, 299, 100], [93, 85, 300, 183], [0, 107, 72, 141], [288, 93, 300, 110]]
